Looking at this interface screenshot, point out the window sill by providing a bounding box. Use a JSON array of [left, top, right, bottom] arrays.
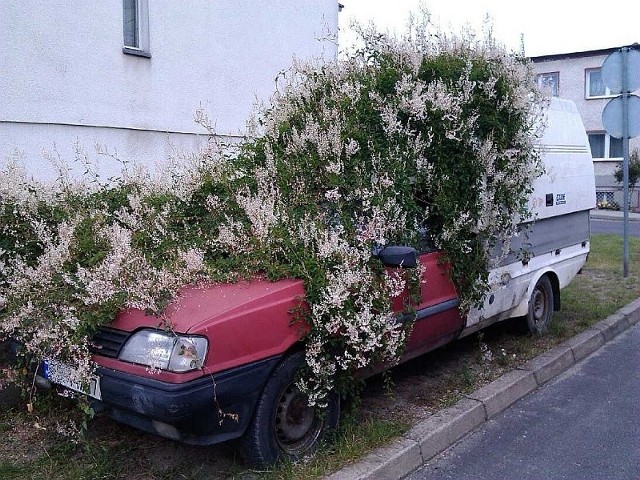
[[592, 157, 623, 162], [123, 47, 151, 58], [585, 94, 616, 100]]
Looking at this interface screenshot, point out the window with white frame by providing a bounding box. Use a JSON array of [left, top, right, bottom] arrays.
[[123, 0, 150, 57], [536, 72, 559, 96], [588, 132, 623, 159], [585, 68, 613, 98]]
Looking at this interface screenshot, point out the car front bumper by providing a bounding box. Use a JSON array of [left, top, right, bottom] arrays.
[[47, 355, 282, 445]]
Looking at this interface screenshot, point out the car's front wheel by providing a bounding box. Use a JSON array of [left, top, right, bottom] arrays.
[[239, 351, 340, 467]]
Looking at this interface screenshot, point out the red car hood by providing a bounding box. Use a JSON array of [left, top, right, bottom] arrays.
[[111, 278, 306, 334]]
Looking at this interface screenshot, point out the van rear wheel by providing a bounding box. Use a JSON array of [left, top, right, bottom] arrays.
[[525, 275, 554, 336]]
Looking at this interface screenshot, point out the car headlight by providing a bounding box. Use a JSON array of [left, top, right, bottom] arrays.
[[118, 329, 208, 372]]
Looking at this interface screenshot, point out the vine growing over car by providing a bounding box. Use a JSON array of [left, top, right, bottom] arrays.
[[0, 20, 544, 406]]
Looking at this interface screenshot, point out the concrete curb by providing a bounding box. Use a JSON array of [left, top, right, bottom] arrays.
[[325, 297, 640, 480]]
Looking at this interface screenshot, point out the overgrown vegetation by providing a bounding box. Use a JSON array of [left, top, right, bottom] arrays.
[[0, 18, 543, 408], [0, 234, 637, 479], [614, 148, 640, 208]]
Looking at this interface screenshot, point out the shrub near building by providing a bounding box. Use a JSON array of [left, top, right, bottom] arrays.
[[0, 24, 543, 407]]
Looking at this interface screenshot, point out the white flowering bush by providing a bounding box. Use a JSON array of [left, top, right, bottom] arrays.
[[0, 22, 544, 407]]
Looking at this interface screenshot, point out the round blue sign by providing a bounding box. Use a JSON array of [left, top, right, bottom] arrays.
[[601, 49, 640, 94], [602, 94, 640, 139]]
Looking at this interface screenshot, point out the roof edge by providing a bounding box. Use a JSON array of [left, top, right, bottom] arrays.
[[531, 43, 639, 62]]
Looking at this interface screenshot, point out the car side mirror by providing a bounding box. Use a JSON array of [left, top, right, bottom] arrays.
[[376, 246, 417, 268]]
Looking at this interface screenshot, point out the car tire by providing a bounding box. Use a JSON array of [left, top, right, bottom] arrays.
[[239, 351, 340, 467], [525, 275, 554, 336]]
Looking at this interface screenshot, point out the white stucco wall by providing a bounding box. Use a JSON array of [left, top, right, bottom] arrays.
[[1, 0, 338, 180]]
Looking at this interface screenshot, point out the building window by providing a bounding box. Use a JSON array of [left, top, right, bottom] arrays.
[[536, 72, 559, 97], [588, 132, 623, 159], [123, 0, 138, 48], [596, 191, 618, 210], [123, 0, 150, 57], [585, 68, 612, 98]]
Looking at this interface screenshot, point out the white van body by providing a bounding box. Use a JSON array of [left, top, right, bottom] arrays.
[[463, 97, 597, 335]]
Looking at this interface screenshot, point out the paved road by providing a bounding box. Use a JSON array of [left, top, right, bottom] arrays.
[[407, 324, 640, 480], [591, 218, 640, 237]]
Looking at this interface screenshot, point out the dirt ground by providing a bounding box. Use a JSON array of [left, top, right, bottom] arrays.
[[0, 318, 532, 478], [1, 316, 552, 480]]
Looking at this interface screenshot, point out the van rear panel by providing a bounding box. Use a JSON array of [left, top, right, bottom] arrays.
[[464, 98, 596, 333]]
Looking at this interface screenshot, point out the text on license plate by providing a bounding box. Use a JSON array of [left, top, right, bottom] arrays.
[[42, 359, 102, 400]]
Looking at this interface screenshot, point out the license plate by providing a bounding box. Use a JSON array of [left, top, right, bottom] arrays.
[[42, 359, 102, 400]]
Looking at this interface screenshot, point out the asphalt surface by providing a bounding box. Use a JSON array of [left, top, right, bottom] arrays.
[[407, 323, 640, 480], [328, 299, 640, 480], [591, 218, 640, 237]]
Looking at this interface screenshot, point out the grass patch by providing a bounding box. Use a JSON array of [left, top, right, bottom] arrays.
[[258, 413, 409, 480], [0, 462, 34, 480], [0, 234, 637, 479], [555, 234, 639, 333]]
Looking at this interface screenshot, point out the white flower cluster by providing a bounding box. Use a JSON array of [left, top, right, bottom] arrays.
[[0, 168, 215, 378], [234, 167, 283, 241], [0, 15, 544, 410], [299, 258, 407, 407], [256, 19, 542, 401]]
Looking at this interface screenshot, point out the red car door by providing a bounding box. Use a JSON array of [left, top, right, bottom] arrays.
[[401, 250, 464, 361]]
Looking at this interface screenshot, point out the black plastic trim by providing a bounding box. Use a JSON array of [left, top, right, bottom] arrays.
[[94, 355, 282, 445], [89, 327, 129, 358], [415, 298, 461, 320], [397, 298, 461, 324]]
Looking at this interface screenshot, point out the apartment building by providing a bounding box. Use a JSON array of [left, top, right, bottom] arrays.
[[532, 44, 640, 210]]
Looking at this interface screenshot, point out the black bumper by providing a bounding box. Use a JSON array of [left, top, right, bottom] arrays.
[[94, 355, 282, 445]]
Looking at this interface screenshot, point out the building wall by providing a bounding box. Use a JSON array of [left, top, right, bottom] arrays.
[[0, 0, 338, 181], [532, 49, 640, 210]]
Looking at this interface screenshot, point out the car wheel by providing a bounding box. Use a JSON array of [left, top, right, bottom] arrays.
[[239, 351, 340, 467], [525, 275, 554, 336]]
